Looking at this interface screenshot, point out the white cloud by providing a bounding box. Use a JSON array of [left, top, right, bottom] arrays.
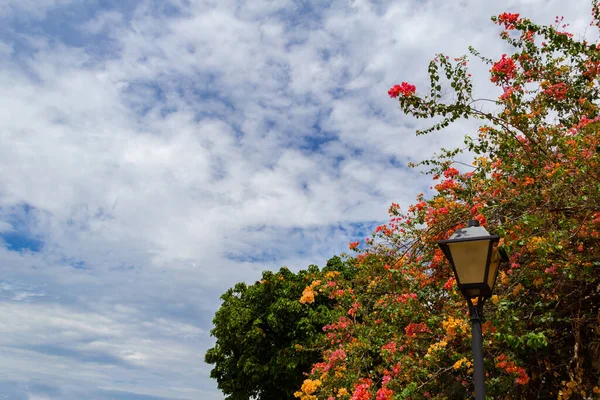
[[0, 0, 593, 398]]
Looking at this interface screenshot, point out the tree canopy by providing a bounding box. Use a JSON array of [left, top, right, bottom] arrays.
[[205, 257, 355, 400]]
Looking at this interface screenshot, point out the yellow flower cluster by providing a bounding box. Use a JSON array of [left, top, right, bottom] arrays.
[[512, 283, 524, 296], [325, 271, 340, 280], [426, 340, 448, 357], [334, 364, 346, 378], [442, 316, 469, 340], [473, 156, 490, 167], [337, 388, 349, 397], [300, 280, 321, 304], [499, 271, 510, 286], [527, 236, 545, 251], [453, 357, 473, 370], [294, 379, 322, 400], [558, 379, 580, 399]]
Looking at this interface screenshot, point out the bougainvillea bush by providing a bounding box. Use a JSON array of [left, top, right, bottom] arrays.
[[293, 5, 600, 400]]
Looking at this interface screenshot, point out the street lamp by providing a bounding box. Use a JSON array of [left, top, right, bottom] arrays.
[[437, 219, 508, 400]]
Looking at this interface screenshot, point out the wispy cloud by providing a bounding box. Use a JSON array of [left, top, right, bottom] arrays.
[[0, 0, 592, 398]]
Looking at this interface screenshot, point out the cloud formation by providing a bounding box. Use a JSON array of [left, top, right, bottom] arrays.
[[0, 0, 592, 398]]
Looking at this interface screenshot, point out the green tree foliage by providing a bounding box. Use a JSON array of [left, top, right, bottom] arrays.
[[205, 257, 354, 400]]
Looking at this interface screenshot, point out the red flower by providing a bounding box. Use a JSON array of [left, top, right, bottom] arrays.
[[405, 322, 429, 337], [388, 82, 416, 98], [543, 82, 568, 100], [434, 179, 457, 191], [474, 214, 487, 226], [497, 12, 520, 29], [349, 241, 360, 250], [491, 54, 517, 83], [381, 341, 397, 354], [515, 367, 530, 385], [443, 167, 460, 178], [352, 378, 373, 400], [396, 293, 417, 303], [444, 277, 455, 290], [348, 302, 360, 316]]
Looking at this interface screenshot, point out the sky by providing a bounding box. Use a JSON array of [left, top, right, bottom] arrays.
[[0, 0, 594, 399]]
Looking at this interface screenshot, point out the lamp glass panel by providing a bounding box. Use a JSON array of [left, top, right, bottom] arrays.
[[487, 246, 501, 289], [447, 240, 490, 284]]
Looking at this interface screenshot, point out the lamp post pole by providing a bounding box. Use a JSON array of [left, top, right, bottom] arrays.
[[437, 219, 508, 400], [468, 300, 485, 400]]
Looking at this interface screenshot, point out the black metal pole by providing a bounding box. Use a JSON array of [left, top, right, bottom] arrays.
[[469, 302, 486, 400]]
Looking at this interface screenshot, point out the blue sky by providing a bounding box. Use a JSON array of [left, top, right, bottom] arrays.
[[0, 0, 593, 398]]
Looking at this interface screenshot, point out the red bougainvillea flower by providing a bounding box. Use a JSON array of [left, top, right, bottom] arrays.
[[388, 82, 416, 98], [405, 322, 429, 337], [497, 12, 520, 29], [352, 378, 373, 400], [543, 82, 568, 100], [491, 54, 517, 83], [443, 167, 460, 178], [443, 277, 455, 290], [415, 201, 427, 211]]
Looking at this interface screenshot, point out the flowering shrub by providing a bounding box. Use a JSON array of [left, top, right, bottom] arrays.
[[210, 4, 600, 399], [295, 4, 600, 399]]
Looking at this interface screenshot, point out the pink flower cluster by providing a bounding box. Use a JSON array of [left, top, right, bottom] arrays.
[[388, 82, 416, 98], [311, 348, 347, 374], [500, 86, 516, 100], [323, 316, 351, 332], [348, 302, 360, 316], [376, 387, 393, 400]]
